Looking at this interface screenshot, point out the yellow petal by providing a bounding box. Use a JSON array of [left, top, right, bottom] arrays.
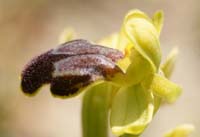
[[164, 124, 195, 137], [153, 94, 162, 114], [118, 10, 162, 72], [153, 11, 164, 36], [161, 47, 178, 78], [150, 73, 182, 103], [112, 50, 151, 86], [110, 84, 154, 136]]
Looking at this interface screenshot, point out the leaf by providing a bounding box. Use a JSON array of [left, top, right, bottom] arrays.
[[150, 74, 182, 103], [164, 124, 195, 137], [110, 84, 154, 136]]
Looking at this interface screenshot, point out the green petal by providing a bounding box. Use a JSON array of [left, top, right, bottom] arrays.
[[164, 124, 195, 137], [150, 74, 182, 103], [113, 50, 151, 86], [153, 94, 162, 114], [161, 48, 178, 78], [153, 11, 164, 36], [82, 82, 117, 137], [119, 10, 161, 72], [125, 51, 151, 85], [110, 84, 154, 136]]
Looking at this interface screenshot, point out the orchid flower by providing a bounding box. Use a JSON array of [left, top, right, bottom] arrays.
[[20, 10, 182, 137], [98, 10, 182, 136]]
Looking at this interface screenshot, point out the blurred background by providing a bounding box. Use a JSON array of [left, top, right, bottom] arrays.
[[0, 0, 199, 137]]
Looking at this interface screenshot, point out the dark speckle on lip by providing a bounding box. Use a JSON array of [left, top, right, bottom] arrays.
[[21, 39, 124, 97]]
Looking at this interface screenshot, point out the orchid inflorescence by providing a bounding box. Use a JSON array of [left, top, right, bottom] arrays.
[[20, 10, 194, 137]]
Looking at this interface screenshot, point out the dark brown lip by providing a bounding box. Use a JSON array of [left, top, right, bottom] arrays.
[[21, 39, 124, 97]]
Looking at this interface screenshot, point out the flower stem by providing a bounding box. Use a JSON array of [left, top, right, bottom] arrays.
[[120, 134, 140, 137], [82, 82, 113, 137]]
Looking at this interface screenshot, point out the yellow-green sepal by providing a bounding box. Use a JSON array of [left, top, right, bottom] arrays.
[[112, 50, 151, 87], [153, 10, 164, 36], [150, 73, 182, 103], [110, 84, 154, 136], [164, 124, 195, 137], [161, 48, 178, 78], [119, 10, 162, 71]]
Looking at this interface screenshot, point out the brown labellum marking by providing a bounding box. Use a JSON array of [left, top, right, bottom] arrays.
[[51, 55, 122, 96], [50, 75, 91, 97], [21, 50, 69, 94], [54, 39, 124, 62], [21, 39, 124, 97]]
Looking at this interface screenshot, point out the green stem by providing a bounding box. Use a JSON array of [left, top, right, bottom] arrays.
[[120, 134, 140, 137], [82, 82, 113, 137]]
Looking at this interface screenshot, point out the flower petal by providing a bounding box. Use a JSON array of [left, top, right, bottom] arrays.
[[51, 54, 122, 97], [113, 50, 151, 86], [21, 39, 123, 98], [118, 10, 162, 72], [153, 11, 164, 36], [164, 124, 195, 137], [161, 47, 178, 78], [110, 84, 154, 136], [150, 73, 182, 103]]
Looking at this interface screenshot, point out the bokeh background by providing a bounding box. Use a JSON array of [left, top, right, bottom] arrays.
[[0, 0, 199, 137]]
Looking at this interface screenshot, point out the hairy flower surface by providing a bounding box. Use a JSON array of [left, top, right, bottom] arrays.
[[21, 39, 124, 97], [21, 10, 182, 137]]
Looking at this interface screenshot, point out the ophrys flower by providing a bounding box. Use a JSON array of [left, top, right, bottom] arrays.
[[20, 9, 182, 137]]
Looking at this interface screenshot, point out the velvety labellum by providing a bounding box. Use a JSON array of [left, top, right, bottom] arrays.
[[21, 39, 124, 97]]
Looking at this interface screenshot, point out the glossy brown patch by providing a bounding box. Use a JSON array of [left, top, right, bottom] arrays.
[[21, 39, 124, 97], [54, 39, 124, 62], [50, 75, 91, 97]]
